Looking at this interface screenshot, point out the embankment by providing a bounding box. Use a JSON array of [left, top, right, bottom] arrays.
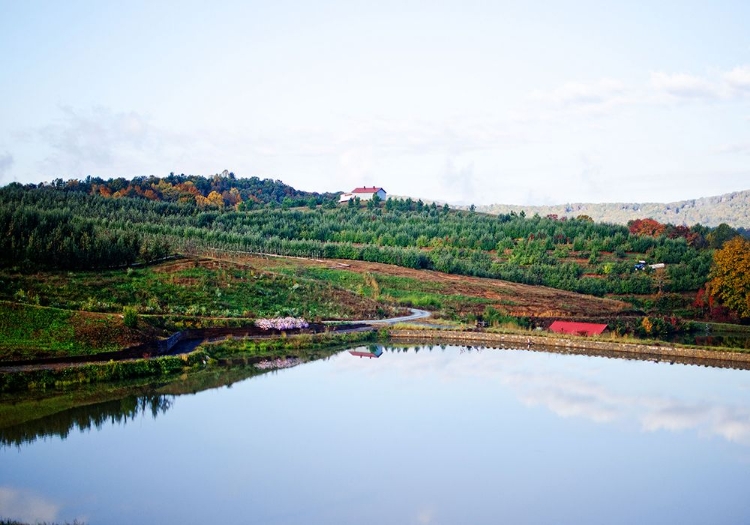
[[388, 329, 750, 370]]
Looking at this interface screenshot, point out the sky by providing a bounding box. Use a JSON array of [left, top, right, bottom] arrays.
[[1, 0, 749, 206]]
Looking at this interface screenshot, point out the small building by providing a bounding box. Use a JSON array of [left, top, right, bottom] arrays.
[[549, 320, 608, 337], [339, 186, 387, 203]]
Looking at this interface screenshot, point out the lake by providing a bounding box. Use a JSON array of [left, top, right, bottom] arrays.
[[2, 344, 750, 524]]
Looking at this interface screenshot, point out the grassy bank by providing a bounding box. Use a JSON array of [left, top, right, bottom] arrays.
[[0, 330, 377, 393], [201, 330, 377, 359], [0, 352, 205, 393], [1, 256, 401, 322], [0, 301, 156, 361]]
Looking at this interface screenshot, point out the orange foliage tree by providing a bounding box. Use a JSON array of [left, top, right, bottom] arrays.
[[708, 236, 750, 319], [628, 218, 667, 237]]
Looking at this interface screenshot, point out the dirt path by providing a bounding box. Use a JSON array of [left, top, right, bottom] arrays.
[[339, 308, 431, 325]]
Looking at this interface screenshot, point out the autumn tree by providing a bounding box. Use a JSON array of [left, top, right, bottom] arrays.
[[628, 218, 666, 237], [708, 236, 750, 319]]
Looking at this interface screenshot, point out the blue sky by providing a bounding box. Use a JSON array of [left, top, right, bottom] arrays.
[[1, 0, 749, 205]]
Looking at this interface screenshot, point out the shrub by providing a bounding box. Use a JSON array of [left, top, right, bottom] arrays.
[[123, 306, 138, 328]]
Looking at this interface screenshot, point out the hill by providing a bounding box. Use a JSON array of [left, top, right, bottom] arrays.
[[477, 190, 750, 229], [26, 171, 339, 209]]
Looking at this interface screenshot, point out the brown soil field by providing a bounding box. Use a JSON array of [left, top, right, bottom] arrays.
[[213, 253, 634, 319]]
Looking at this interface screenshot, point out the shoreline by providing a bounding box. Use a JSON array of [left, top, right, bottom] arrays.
[[3, 324, 750, 382], [388, 328, 750, 370]]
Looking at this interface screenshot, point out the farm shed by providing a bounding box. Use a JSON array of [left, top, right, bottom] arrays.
[[549, 321, 608, 337]]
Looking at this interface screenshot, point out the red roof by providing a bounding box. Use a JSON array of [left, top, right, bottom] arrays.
[[549, 321, 608, 336], [352, 187, 384, 194], [349, 350, 379, 359]]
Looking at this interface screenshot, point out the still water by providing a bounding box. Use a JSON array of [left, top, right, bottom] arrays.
[[2, 345, 750, 524]]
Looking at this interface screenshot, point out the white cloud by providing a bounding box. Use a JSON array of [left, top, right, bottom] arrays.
[[439, 159, 477, 204], [523, 78, 631, 121], [650, 71, 720, 100], [0, 486, 60, 523], [715, 142, 750, 155], [338, 146, 376, 186], [0, 151, 13, 182], [35, 106, 159, 176], [651, 65, 750, 101], [724, 65, 750, 93], [531, 78, 627, 108]]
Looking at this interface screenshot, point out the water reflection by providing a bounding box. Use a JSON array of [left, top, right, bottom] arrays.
[[335, 344, 750, 447], [2, 345, 750, 524], [0, 351, 340, 449], [0, 362, 276, 448], [348, 345, 384, 358], [0, 395, 173, 448], [514, 372, 750, 445], [0, 486, 61, 523]]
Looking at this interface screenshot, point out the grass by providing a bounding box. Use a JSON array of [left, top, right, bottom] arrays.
[[287, 266, 496, 319], [0, 301, 153, 360], [201, 330, 377, 360], [0, 353, 200, 393], [2, 253, 747, 364], [0, 257, 400, 322], [0, 257, 403, 361], [0, 302, 75, 353]]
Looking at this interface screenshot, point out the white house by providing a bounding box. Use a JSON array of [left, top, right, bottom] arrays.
[[339, 186, 387, 203]]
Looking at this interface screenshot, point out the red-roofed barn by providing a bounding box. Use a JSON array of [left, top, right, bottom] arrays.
[[339, 186, 387, 203], [549, 321, 608, 337]]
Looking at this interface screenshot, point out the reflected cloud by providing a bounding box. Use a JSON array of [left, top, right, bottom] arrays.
[[416, 507, 435, 524], [0, 486, 60, 523], [332, 346, 750, 446], [517, 383, 620, 423], [640, 402, 712, 432]]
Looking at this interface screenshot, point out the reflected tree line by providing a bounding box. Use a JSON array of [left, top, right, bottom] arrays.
[[0, 395, 173, 448]]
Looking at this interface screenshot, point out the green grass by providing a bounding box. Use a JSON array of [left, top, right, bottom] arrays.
[[0, 352, 204, 393], [0, 302, 75, 353], [0, 301, 152, 361], [289, 267, 494, 318], [1, 259, 397, 322], [203, 330, 377, 359]]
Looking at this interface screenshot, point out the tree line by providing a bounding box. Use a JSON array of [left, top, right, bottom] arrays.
[[1, 176, 745, 309]]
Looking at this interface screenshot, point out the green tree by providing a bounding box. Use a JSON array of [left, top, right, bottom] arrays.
[[707, 223, 739, 249]]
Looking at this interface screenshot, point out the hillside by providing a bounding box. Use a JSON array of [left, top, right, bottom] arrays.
[[25, 171, 340, 209], [477, 190, 750, 229]]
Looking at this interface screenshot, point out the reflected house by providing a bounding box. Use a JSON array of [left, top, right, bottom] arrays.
[[549, 321, 608, 337], [349, 346, 384, 359]]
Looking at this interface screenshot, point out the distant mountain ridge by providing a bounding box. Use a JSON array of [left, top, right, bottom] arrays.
[[475, 190, 750, 229]]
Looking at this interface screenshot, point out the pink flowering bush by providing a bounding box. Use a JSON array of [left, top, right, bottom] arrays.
[[255, 317, 309, 331]]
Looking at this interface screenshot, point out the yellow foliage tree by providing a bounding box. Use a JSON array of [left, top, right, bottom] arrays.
[[207, 190, 225, 209], [708, 236, 750, 318]]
